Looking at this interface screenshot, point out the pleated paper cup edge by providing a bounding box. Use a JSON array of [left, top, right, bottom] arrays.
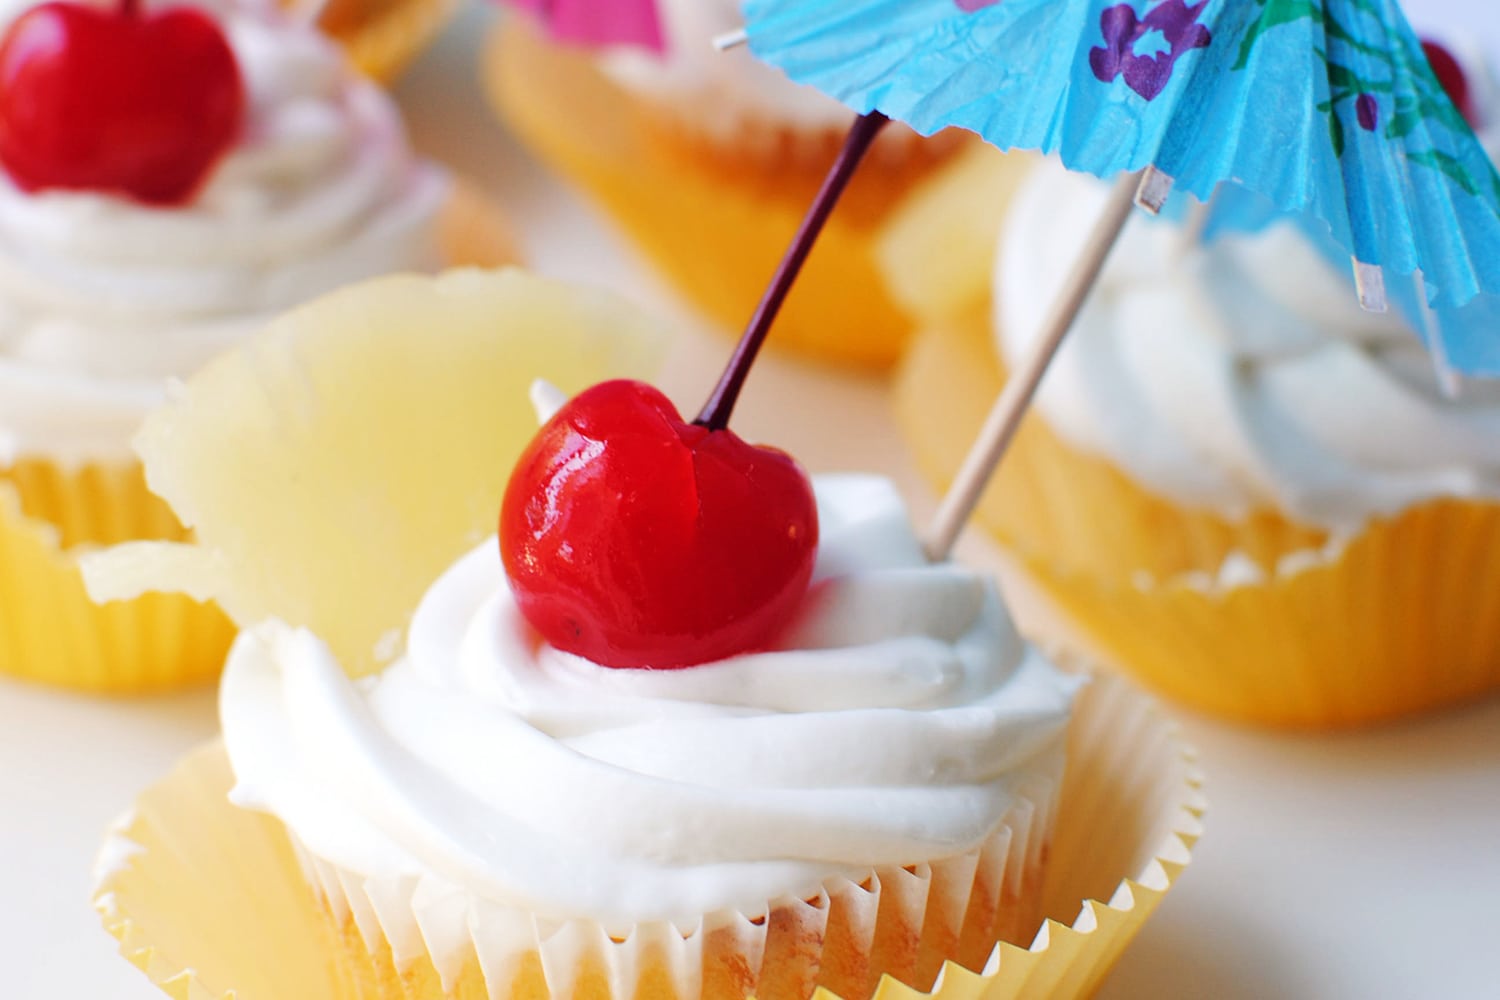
[[92, 681, 1202, 1000]]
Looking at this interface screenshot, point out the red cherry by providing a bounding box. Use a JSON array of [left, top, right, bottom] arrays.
[[500, 380, 819, 670], [1421, 39, 1476, 127], [0, 0, 244, 206]]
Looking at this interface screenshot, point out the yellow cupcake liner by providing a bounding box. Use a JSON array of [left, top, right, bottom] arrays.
[[895, 309, 1500, 729], [312, 0, 461, 83], [94, 674, 1203, 1000], [1011, 501, 1500, 729], [0, 461, 236, 694], [283, 775, 1054, 1000], [484, 18, 979, 370]]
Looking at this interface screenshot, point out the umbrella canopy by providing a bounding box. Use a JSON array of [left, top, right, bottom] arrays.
[[505, 0, 663, 52], [741, 0, 1500, 375]]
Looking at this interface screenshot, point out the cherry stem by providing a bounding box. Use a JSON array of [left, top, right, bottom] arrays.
[[120, 0, 140, 17], [695, 110, 891, 431]]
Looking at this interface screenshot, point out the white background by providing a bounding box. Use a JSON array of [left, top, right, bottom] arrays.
[[3, 1, 1499, 996]]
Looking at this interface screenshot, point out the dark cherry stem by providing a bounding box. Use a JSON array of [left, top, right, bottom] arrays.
[[695, 110, 891, 430]]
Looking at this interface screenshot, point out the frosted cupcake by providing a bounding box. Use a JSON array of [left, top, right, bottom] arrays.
[[216, 474, 1078, 999], [893, 50, 1500, 728], [0, 0, 513, 692], [89, 269, 1202, 999], [485, 0, 1011, 368]]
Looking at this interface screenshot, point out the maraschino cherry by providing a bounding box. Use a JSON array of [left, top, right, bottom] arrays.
[[501, 113, 892, 670], [501, 380, 818, 669], [1421, 39, 1476, 127], [0, 0, 244, 206]]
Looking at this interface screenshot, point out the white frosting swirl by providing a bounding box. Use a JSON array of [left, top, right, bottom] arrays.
[[0, 0, 447, 467], [221, 475, 1078, 929], [997, 156, 1500, 529], [596, 0, 855, 141]]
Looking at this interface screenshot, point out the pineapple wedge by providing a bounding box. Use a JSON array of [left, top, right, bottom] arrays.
[[875, 143, 1036, 326], [84, 269, 668, 676]]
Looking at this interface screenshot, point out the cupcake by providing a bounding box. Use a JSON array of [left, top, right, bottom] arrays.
[[484, 1, 1014, 369], [0, 0, 514, 693], [892, 49, 1500, 729], [89, 269, 1203, 999]]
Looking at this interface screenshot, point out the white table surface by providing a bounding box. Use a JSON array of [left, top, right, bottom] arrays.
[[4, 2, 1499, 997]]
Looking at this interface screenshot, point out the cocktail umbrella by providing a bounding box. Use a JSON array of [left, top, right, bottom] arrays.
[[504, 0, 662, 51], [728, 0, 1500, 557]]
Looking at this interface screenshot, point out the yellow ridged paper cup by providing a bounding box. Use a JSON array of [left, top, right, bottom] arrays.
[[894, 307, 1500, 730], [483, 17, 993, 370], [0, 462, 235, 693], [0, 189, 515, 696], [284, 773, 1055, 1000], [95, 673, 1202, 1000]]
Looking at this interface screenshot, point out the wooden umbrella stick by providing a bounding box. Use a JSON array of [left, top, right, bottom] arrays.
[[921, 168, 1148, 562]]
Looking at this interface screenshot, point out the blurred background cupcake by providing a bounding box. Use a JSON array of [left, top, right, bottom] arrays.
[[484, 0, 1034, 369], [893, 40, 1500, 730], [0, 0, 513, 693]]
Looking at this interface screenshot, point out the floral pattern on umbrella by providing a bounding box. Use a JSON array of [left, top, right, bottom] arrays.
[[1089, 1, 1212, 100], [1233, 0, 1495, 197]]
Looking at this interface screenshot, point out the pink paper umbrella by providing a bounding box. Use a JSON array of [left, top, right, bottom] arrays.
[[504, 0, 663, 52]]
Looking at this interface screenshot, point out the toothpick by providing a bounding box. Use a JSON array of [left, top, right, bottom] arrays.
[[921, 168, 1151, 562]]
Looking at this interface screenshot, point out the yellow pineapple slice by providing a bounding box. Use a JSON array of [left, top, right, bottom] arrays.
[[85, 269, 668, 676], [876, 143, 1036, 326]]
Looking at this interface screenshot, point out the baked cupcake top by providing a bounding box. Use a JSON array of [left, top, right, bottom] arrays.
[[0, 0, 447, 468], [995, 65, 1500, 531], [221, 474, 1077, 931], [595, 0, 854, 141]]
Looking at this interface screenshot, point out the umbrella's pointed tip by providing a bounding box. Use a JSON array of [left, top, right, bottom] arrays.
[[1353, 260, 1388, 313], [1134, 166, 1175, 214]]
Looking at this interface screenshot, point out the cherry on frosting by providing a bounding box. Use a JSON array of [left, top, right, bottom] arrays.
[[1421, 39, 1476, 127], [500, 380, 818, 670], [0, 0, 244, 206], [498, 115, 893, 670]]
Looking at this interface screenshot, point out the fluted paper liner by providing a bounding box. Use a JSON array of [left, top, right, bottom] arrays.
[[484, 18, 990, 370], [895, 309, 1500, 729], [0, 193, 515, 694], [0, 461, 235, 692], [287, 779, 1052, 1000], [95, 674, 1200, 999]]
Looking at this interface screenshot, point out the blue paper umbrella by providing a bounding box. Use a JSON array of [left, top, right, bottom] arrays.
[[737, 0, 1500, 554]]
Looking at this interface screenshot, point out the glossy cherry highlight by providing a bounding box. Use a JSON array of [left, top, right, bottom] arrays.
[[0, 0, 244, 205], [500, 380, 818, 669]]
